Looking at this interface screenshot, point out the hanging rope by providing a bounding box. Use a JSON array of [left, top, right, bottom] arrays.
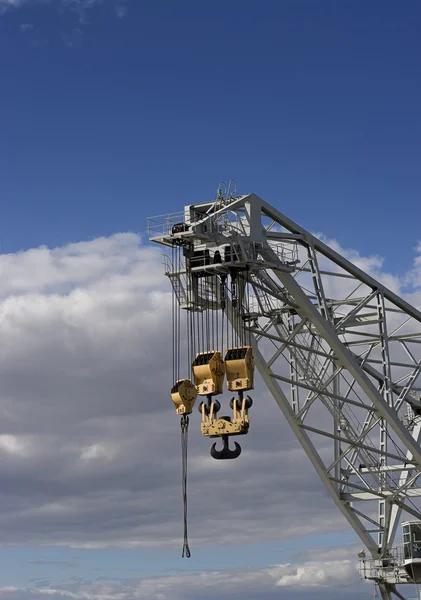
[[181, 414, 191, 558], [171, 242, 193, 558], [172, 243, 176, 385]]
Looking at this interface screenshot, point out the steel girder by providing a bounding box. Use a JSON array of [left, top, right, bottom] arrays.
[[149, 192, 421, 596]]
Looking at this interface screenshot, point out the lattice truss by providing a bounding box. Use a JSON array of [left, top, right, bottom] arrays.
[[148, 193, 421, 563], [248, 222, 421, 559]]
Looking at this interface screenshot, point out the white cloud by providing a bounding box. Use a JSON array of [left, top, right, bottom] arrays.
[[79, 442, 117, 461], [1, 0, 129, 19], [0, 233, 349, 552], [313, 232, 402, 293], [0, 434, 28, 456], [272, 559, 355, 587], [0, 558, 367, 599], [0, 228, 420, 580]]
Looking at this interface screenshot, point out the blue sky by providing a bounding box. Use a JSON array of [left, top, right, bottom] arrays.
[[1, 0, 420, 271], [0, 531, 357, 587], [0, 1, 420, 598]]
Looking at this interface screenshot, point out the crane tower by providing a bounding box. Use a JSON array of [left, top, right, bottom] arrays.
[[148, 186, 421, 600]]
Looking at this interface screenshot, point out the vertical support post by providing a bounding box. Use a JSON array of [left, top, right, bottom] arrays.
[[333, 364, 341, 488], [244, 196, 263, 240], [377, 291, 394, 552], [287, 312, 300, 415], [387, 419, 421, 547], [307, 245, 330, 322]]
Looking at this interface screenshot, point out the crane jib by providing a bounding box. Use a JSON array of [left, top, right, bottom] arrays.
[[148, 184, 421, 599]]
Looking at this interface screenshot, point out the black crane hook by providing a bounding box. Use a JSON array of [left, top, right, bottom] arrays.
[[210, 434, 241, 460]]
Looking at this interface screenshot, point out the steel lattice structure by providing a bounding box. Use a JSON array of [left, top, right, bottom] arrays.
[[148, 190, 421, 600]]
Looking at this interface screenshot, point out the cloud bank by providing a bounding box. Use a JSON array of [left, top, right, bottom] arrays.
[[0, 230, 419, 599], [0, 557, 369, 600], [0, 232, 348, 551]]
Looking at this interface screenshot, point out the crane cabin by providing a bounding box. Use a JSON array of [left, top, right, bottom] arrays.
[[402, 521, 421, 583]]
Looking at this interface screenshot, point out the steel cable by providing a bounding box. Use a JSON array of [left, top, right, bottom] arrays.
[[181, 414, 191, 558]]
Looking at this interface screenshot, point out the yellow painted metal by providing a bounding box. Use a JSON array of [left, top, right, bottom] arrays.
[[200, 397, 249, 438], [192, 351, 225, 396], [224, 346, 254, 391], [171, 379, 198, 415], [201, 416, 249, 437]]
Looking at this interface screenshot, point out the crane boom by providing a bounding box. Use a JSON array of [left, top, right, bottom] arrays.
[[148, 189, 421, 599]]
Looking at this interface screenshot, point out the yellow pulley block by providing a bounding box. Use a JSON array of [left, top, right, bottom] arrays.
[[201, 415, 249, 438], [224, 346, 254, 392], [171, 379, 198, 415], [199, 394, 252, 460], [192, 351, 225, 396], [200, 395, 252, 438]]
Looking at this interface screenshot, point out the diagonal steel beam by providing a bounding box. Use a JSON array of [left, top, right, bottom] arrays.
[[265, 259, 421, 468]]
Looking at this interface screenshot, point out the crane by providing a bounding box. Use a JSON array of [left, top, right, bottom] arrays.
[[148, 184, 421, 600]]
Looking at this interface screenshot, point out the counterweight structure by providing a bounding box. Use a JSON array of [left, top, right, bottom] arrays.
[[148, 190, 421, 600]]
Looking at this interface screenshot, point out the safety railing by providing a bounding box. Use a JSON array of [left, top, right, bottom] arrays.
[[147, 212, 186, 238], [267, 240, 300, 265], [359, 547, 409, 584]]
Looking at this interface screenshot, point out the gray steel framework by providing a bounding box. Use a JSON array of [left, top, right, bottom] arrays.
[[148, 192, 421, 600]]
